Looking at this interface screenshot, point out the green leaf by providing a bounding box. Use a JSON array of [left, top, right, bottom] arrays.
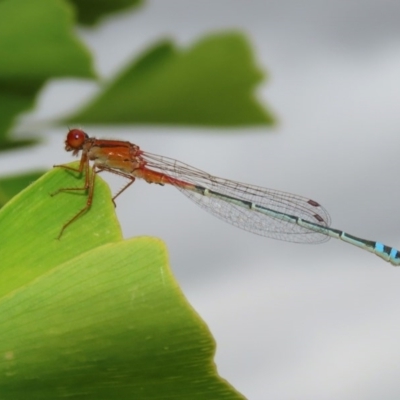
[[69, 0, 144, 25], [0, 0, 95, 143], [0, 170, 44, 208], [0, 164, 245, 399], [68, 32, 275, 127], [0, 163, 121, 297], [0, 137, 39, 153]]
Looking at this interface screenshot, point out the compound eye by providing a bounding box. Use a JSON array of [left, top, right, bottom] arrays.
[[65, 129, 88, 149]]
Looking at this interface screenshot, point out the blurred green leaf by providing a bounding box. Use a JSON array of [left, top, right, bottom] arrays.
[[0, 0, 95, 144], [68, 32, 275, 127], [69, 0, 143, 25], [0, 137, 39, 153], [0, 170, 44, 208], [0, 164, 245, 399]]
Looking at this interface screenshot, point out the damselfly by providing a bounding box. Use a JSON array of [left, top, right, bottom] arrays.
[[53, 129, 400, 266]]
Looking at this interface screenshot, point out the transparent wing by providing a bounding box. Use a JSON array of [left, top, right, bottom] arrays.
[[142, 152, 331, 244]]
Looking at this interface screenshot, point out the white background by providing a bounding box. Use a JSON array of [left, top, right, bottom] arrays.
[[3, 1, 400, 399]]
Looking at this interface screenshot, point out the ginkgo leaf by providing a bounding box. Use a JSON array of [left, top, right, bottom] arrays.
[[69, 0, 143, 25], [68, 32, 275, 127], [0, 0, 95, 143], [0, 164, 246, 400], [0, 170, 43, 208]]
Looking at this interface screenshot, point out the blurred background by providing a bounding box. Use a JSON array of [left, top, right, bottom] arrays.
[[3, 0, 400, 399]]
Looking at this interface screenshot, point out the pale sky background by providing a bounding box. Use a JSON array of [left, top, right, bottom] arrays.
[[3, 1, 400, 399]]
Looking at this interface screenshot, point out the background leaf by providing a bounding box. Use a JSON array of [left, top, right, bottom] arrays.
[[68, 32, 274, 127], [0, 164, 245, 399], [0, 0, 95, 145], [69, 0, 143, 25]]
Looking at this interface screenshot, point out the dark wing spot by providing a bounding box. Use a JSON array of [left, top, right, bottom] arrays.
[[308, 199, 320, 207]]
